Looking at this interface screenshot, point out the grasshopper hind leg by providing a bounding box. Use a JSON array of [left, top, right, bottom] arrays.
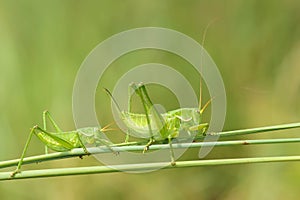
[[10, 126, 38, 177], [43, 110, 63, 154]]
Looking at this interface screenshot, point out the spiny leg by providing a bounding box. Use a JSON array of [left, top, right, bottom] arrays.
[[138, 84, 167, 134], [43, 110, 63, 154], [11, 126, 38, 177], [34, 126, 75, 150], [138, 83, 176, 165], [43, 111, 91, 158], [35, 126, 86, 160], [35, 125, 88, 163], [136, 86, 155, 152], [43, 110, 62, 132], [134, 83, 170, 152], [131, 83, 155, 152], [137, 83, 171, 152]]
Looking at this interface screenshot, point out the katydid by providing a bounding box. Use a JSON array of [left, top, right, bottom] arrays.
[[105, 82, 211, 165], [11, 110, 112, 177], [104, 24, 213, 165]]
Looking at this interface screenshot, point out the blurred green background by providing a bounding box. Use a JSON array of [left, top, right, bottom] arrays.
[[1, 0, 300, 199]]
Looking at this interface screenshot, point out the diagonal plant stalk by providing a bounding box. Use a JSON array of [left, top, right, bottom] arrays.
[[1, 155, 300, 181], [1, 122, 300, 169], [1, 137, 300, 170], [1, 122, 300, 168], [1, 122, 300, 180]]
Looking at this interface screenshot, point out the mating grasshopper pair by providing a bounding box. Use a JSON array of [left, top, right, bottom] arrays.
[[11, 82, 210, 177]]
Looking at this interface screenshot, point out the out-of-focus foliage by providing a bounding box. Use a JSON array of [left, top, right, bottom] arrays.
[[0, 0, 300, 199]]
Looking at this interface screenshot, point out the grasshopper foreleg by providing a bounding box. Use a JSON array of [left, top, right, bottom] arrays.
[[75, 132, 90, 156], [143, 137, 155, 153]]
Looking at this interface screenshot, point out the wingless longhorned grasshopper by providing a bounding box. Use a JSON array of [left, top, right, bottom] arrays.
[[11, 111, 113, 177], [105, 82, 211, 165], [104, 24, 213, 165]]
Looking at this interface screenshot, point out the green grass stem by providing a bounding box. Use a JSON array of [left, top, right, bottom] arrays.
[[1, 122, 300, 180], [1, 155, 300, 181], [1, 137, 300, 170]]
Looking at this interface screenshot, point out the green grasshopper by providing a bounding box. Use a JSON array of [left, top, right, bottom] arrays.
[[105, 23, 214, 165], [105, 82, 211, 165], [11, 110, 112, 177]]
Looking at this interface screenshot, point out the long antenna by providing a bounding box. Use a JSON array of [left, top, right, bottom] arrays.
[[103, 88, 122, 113], [199, 20, 215, 110]]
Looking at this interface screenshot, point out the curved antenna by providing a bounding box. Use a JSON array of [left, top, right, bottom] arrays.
[[100, 122, 116, 132], [103, 88, 122, 113], [200, 97, 215, 114], [199, 20, 216, 111]]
